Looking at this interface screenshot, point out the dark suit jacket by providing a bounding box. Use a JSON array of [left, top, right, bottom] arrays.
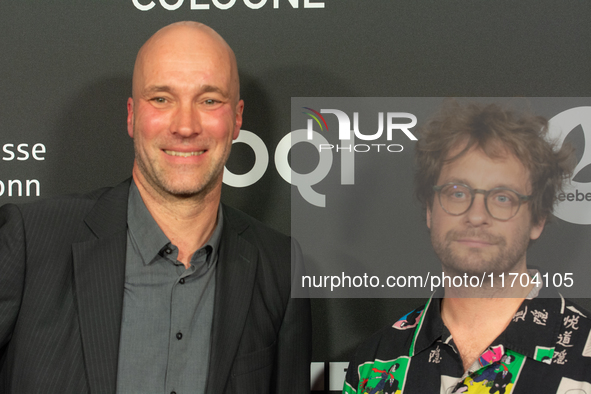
[[0, 180, 311, 393]]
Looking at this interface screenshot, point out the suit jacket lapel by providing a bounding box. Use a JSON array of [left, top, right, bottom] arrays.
[[72, 180, 130, 393], [71, 186, 258, 393], [206, 205, 258, 393]]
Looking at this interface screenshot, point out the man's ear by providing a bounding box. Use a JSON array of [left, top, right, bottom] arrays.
[[127, 97, 134, 138], [233, 99, 244, 140], [426, 205, 432, 230], [530, 216, 546, 240]]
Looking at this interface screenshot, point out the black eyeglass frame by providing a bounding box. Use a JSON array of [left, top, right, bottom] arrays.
[[432, 182, 531, 221]]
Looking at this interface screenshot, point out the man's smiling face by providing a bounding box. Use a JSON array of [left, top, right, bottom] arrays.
[[127, 23, 243, 200]]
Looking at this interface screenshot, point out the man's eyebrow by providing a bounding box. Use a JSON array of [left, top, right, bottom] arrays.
[[443, 177, 526, 192], [438, 177, 469, 186], [143, 85, 173, 95], [200, 85, 229, 98], [142, 84, 230, 98]]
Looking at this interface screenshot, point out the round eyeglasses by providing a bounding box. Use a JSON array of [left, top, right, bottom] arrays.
[[432, 183, 531, 221]]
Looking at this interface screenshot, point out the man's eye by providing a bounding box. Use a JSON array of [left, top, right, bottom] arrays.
[[204, 99, 219, 105], [152, 97, 166, 103], [443, 187, 468, 200], [493, 194, 514, 205]]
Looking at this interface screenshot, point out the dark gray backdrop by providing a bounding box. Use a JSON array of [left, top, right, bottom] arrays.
[[2, 1, 591, 392]]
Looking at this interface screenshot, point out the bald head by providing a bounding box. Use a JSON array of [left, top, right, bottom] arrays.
[[132, 21, 240, 104], [126, 21, 244, 202]]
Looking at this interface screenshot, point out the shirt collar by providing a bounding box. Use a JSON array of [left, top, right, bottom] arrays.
[[127, 181, 224, 268], [410, 282, 565, 364], [409, 291, 445, 357], [501, 286, 564, 359]]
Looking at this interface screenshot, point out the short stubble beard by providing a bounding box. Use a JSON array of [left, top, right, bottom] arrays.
[[431, 228, 530, 277]]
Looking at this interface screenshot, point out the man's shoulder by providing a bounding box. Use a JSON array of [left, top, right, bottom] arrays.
[[5, 180, 128, 213], [344, 303, 428, 392], [0, 180, 130, 232], [522, 296, 591, 380], [560, 297, 591, 337], [14, 187, 110, 210], [222, 204, 291, 246], [563, 298, 591, 320], [351, 303, 428, 363], [532, 295, 591, 327]]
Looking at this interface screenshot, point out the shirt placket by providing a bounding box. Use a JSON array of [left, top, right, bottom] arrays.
[[164, 249, 205, 394]]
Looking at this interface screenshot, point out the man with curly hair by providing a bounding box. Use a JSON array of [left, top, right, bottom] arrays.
[[344, 101, 591, 393]]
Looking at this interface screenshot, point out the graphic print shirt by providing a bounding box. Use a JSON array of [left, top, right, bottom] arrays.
[[343, 290, 591, 394]]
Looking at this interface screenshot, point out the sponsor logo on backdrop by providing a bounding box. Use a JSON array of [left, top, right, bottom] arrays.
[[223, 102, 418, 207], [287, 107, 417, 206], [224, 100, 591, 214], [0, 143, 45, 198], [132, 0, 324, 11], [548, 106, 591, 225]]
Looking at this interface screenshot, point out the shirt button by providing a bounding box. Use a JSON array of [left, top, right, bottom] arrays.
[[176, 332, 183, 340], [165, 248, 173, 254], [179, 278, 185, 284], [171, 391, 176, 394]]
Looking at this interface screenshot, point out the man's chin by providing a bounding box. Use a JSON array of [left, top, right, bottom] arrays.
[[142, 176, 210, 199], [441, 257, 504, 277], [152, 171, 221, 199], [161, 183, 210, 198]]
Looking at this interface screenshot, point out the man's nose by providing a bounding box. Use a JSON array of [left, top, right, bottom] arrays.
[[465, 193, 491, 226], [171, 102, 201, 137]]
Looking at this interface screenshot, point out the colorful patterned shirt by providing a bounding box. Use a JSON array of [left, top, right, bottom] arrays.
[[343, 289, 591, 394]]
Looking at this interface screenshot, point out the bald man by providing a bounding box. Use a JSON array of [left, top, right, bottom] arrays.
[[0, 22, 311, 394]]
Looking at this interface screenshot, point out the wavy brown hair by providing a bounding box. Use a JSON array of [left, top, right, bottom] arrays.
[[415, 100, 575, 225]]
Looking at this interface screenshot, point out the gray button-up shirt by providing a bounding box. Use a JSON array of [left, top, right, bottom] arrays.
[[116, 183, 222, 394]]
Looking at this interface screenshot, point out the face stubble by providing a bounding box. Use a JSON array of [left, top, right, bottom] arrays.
[[430, 226, 531, 277], [132, 121, 233, 200]]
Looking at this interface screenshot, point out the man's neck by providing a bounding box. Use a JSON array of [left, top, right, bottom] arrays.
[[441, 264, 533, 372], [133, 175, 220, 268], [441, 296, 524, 372]]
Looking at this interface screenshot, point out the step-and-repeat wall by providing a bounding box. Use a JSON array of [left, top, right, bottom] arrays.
[[2, 2, 591, 392]]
